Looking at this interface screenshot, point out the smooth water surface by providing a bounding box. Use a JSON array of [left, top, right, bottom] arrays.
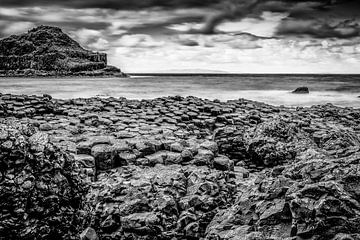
[[0, 74, 359, 107]]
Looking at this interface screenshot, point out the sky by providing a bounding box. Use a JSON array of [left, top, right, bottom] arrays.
[[0, 0, 360, 73]]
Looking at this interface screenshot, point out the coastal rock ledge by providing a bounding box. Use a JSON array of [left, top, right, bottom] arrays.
[[1, 93, 360, 240], [0, 25, 127, 77]]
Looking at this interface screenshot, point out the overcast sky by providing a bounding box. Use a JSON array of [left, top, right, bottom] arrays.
[[1, 0, 360, 73]]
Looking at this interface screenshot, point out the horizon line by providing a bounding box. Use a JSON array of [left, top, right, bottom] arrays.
[[127, 72, 360, 76]]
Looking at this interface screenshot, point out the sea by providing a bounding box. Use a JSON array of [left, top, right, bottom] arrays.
[[0, 74, 359, 108]]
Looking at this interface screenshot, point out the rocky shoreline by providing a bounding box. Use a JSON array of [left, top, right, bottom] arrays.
[[1, 93, 360, 240]]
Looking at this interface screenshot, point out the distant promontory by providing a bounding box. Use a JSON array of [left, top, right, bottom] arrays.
[[0, 25, 127, 77]]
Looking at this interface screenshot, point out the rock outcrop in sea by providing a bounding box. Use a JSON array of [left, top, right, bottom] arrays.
[[1, 93, 360, 239], [292, 87, 310, 94], [0, 26, 127, 77]]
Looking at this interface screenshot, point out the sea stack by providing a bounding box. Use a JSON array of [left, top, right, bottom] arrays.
[[0, 25, 127, 77], [292, 86, 309, 94]]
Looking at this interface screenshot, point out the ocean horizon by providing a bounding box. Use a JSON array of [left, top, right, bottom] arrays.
[[1, 74, 359, 108]]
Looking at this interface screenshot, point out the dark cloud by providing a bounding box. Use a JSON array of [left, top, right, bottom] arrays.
[[196, 0, 263, 34], [1, 0, 353, 9], [273, 0, 360, 39], [126, 16, 204, 35], [277, 19, 360, 38], [0, 0, 359, 40], [176, 38, 199, 46], [0, 0, 222, 9], [184, 0, 354, 34]]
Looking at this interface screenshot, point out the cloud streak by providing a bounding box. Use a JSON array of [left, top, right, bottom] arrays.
[[0, 0, 222, 9], [277, 19, 360, 38]]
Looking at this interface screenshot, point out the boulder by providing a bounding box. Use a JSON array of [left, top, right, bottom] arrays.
[[246, 118, 314, 167], [80, 227, 99, 240], [292, 87, 309, 94], [193, 148, 215, 166], [39, 123, 53, 131], [213, 155, 234, 171]]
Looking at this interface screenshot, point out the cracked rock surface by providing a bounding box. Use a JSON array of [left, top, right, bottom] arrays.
[[0, 93, 360, 240], [0, 120, 87, 239]]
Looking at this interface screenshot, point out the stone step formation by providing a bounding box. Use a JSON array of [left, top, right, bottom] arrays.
[[0, 93, 360, 240]]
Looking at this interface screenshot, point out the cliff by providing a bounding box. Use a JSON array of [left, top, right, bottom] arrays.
[[0, 25, 127, 77]]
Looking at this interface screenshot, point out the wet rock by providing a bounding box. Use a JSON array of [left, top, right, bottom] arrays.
[[145, 151, 167, 165], [1, 93, 360, 240], [170, 142, 184, 152], [193, 148, 215, 166], [246, 118, 313, 167], [0, 120, 87, 239], [213, 155, 234, 171], [39, 123, 53, 131], [165, 151, 183, 164], [200, 140, 219, 153], [181, 149, 194, 162], [80, 227, 99, 240], [74, 154, 96, 182], [77, 135, 115, 154], [292, 87, 309, 94], [121, 212, 161, 235], [206, 153, 360, 240], [82, 164, 235, 239], [91, 144, 116, 170], [314, 129, 360, 157], [213, 126, 249, 164]]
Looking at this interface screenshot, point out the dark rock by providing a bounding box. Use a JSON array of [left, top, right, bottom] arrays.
[[206, 152, 360, 240], [292, 87, 309, 94], [0, 120, 87, 239], [91, 144, 116, 170], [74, 154, 96, 182], [82, 165, 235, 239], [246, 118, 313, 167], [193, 148, 215, 166], [77, 135, 115, 154], [213, 155, 234, 171], [214, 126, 249, 163], [1, 93, 360, 240]]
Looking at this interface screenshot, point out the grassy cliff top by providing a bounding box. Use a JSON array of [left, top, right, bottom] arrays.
[[0, 25, 94, 56]]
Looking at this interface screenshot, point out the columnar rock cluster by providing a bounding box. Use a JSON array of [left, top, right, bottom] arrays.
[[0, 93, 57, 117], [0, 93, 359, 239]]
